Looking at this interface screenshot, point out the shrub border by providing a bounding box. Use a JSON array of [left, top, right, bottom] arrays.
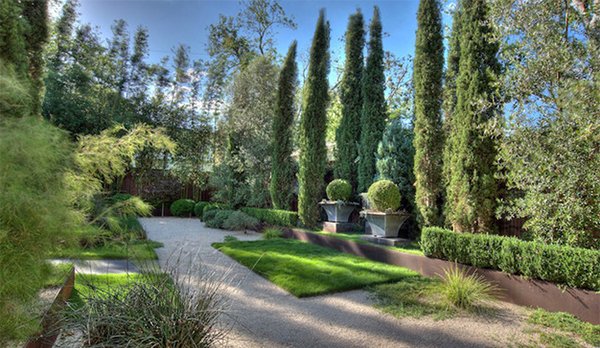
[[282, 228, 600, 325]]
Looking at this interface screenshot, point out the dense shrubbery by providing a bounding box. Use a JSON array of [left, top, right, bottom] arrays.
[[421, 227, 600, 291], [170, 199, 195, 217], [194, 201, 210, 217], [205, 210, 235, 229], [241, 207, 298, 227], [326, 179, 352, 201], [201, 203, 230, 221], [222, 211, 259, 231], [367, 180, 401, 212]]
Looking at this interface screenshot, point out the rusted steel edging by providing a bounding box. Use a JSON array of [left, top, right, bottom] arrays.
[[284, 228, 600, 325], [24, 267, 75, 348]]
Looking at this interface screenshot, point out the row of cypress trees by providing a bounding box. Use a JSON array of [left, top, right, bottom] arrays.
[[413, 0, 500, 233]]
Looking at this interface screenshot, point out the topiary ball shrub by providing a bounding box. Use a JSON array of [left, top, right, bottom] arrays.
[[170, 199, 196, 217], [326, 179, 352, 201], [194, 201, 209, 218], [367, 180, 401, 212]]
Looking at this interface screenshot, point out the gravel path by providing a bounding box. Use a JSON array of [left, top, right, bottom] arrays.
[[140, 217, 531, 348]]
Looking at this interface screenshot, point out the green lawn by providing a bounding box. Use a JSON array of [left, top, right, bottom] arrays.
[[213, 238, 420, 297], [312, 230, 424, 256], [68, 273, 146, 308], [51, 240, 163, 260], [43, 262, 74, 287]]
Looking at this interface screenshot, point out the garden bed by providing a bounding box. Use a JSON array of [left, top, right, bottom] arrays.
[[283, 228, 600, 325]]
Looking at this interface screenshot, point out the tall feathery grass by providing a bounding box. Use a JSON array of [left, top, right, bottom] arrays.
[[439, 265, 497, 310]]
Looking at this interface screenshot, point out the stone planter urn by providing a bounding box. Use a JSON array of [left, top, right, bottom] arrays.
[[319, 201, 359, 223], [364, 210, 410, 238]]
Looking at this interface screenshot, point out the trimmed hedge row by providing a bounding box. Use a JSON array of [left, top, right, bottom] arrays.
[[241, 207, 299, 227], [421, 227, 600, 291]]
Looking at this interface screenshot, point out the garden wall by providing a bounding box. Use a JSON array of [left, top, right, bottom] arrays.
[[284, 229, 600, 325]]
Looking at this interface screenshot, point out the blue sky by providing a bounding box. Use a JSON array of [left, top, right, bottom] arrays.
[[75, 0, 454, 77]]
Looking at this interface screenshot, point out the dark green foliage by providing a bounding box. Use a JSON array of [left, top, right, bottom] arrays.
[[335, 11, 364, 191], [326, 179, 352, 201], [205, 210, 236, 229], [413, 0, 444, 227], [108, 193, 133, 204], [444, 0, 500, 233], [270, 41, 297, 210], [442, 2, 462, 198], [0, 1, 28, 76], [169, 199, 195, 217], [358, 7, 387, 193], [201, 203, 229, 221], [222, 211, 259, 231], [421, 227, 600, 291], [201, 209, 220, 224], [298, 9, 330, 227], [21, 0, 49, 114], [367, 180, 401, 212], [376, 118, 416, 236], [194, 201, 210, 217], [241, 207, 298, 227]]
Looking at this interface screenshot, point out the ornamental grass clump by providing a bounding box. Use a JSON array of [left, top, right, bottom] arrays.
[[263, 228, 285, 240], [62, 260, 230, 347], [439, 266, 497, 310], [326, 179, 353, 202], [367, 180, 401, 212]]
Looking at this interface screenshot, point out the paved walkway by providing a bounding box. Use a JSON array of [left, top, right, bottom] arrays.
[[50, 259, 140, 274], [140, 217, 529, 348]]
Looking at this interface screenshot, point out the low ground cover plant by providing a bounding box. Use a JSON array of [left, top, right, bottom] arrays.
[[212, 238, 419, 297], [170, 199, 195, 217], [241, 207, 298, 227], [262, 227, 284, 240], [421, 227, 600, 290], [527, 309, 600, 347]]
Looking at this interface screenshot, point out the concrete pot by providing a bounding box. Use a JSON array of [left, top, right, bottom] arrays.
[[364, 211, 410, 238], [319, 201, 359, 223]]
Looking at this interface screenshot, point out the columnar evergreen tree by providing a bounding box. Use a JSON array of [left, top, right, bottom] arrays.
[[358, 7, 386, 193], [22, 0, 49, 114], [445, 0, 500, 233], [335, 11, 364, 192], [298, 10, 330, 227], [0, 0, 28, 75], [270, 41, 297, 210], [442, 1, 462, 223], [413, 0, 444, 227]]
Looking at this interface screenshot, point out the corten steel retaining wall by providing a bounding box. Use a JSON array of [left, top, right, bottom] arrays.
[[25, 267, 75, 348], [284, 229, 600, 325]]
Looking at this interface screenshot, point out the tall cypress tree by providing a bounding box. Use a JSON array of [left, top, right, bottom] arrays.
[[22, 0, 49, 114], [413, 0, 444, 227], [358, 6, 386, 193], [0, 0, 28, 75], [270, 40, 297, 210], [442, 1, 462, 226], [335, 11, 364, 192], [445, 0, 500, 233], [298, 10, 330, 227]]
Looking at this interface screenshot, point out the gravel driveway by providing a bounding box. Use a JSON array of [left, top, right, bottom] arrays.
[[140, 217, 530, 348]]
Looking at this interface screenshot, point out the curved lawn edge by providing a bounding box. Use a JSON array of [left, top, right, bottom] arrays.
[[282, 228, 600, 325]]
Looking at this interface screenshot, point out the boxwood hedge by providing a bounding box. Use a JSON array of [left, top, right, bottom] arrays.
[[421, 227, 600, 291], [241, 207, 298, 227]]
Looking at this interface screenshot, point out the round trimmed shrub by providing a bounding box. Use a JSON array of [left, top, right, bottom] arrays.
[[326, 179, 352, 201], [194, 201, 209, 218], [170, 199, 195, 217], [367, 180, 401, 212]]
